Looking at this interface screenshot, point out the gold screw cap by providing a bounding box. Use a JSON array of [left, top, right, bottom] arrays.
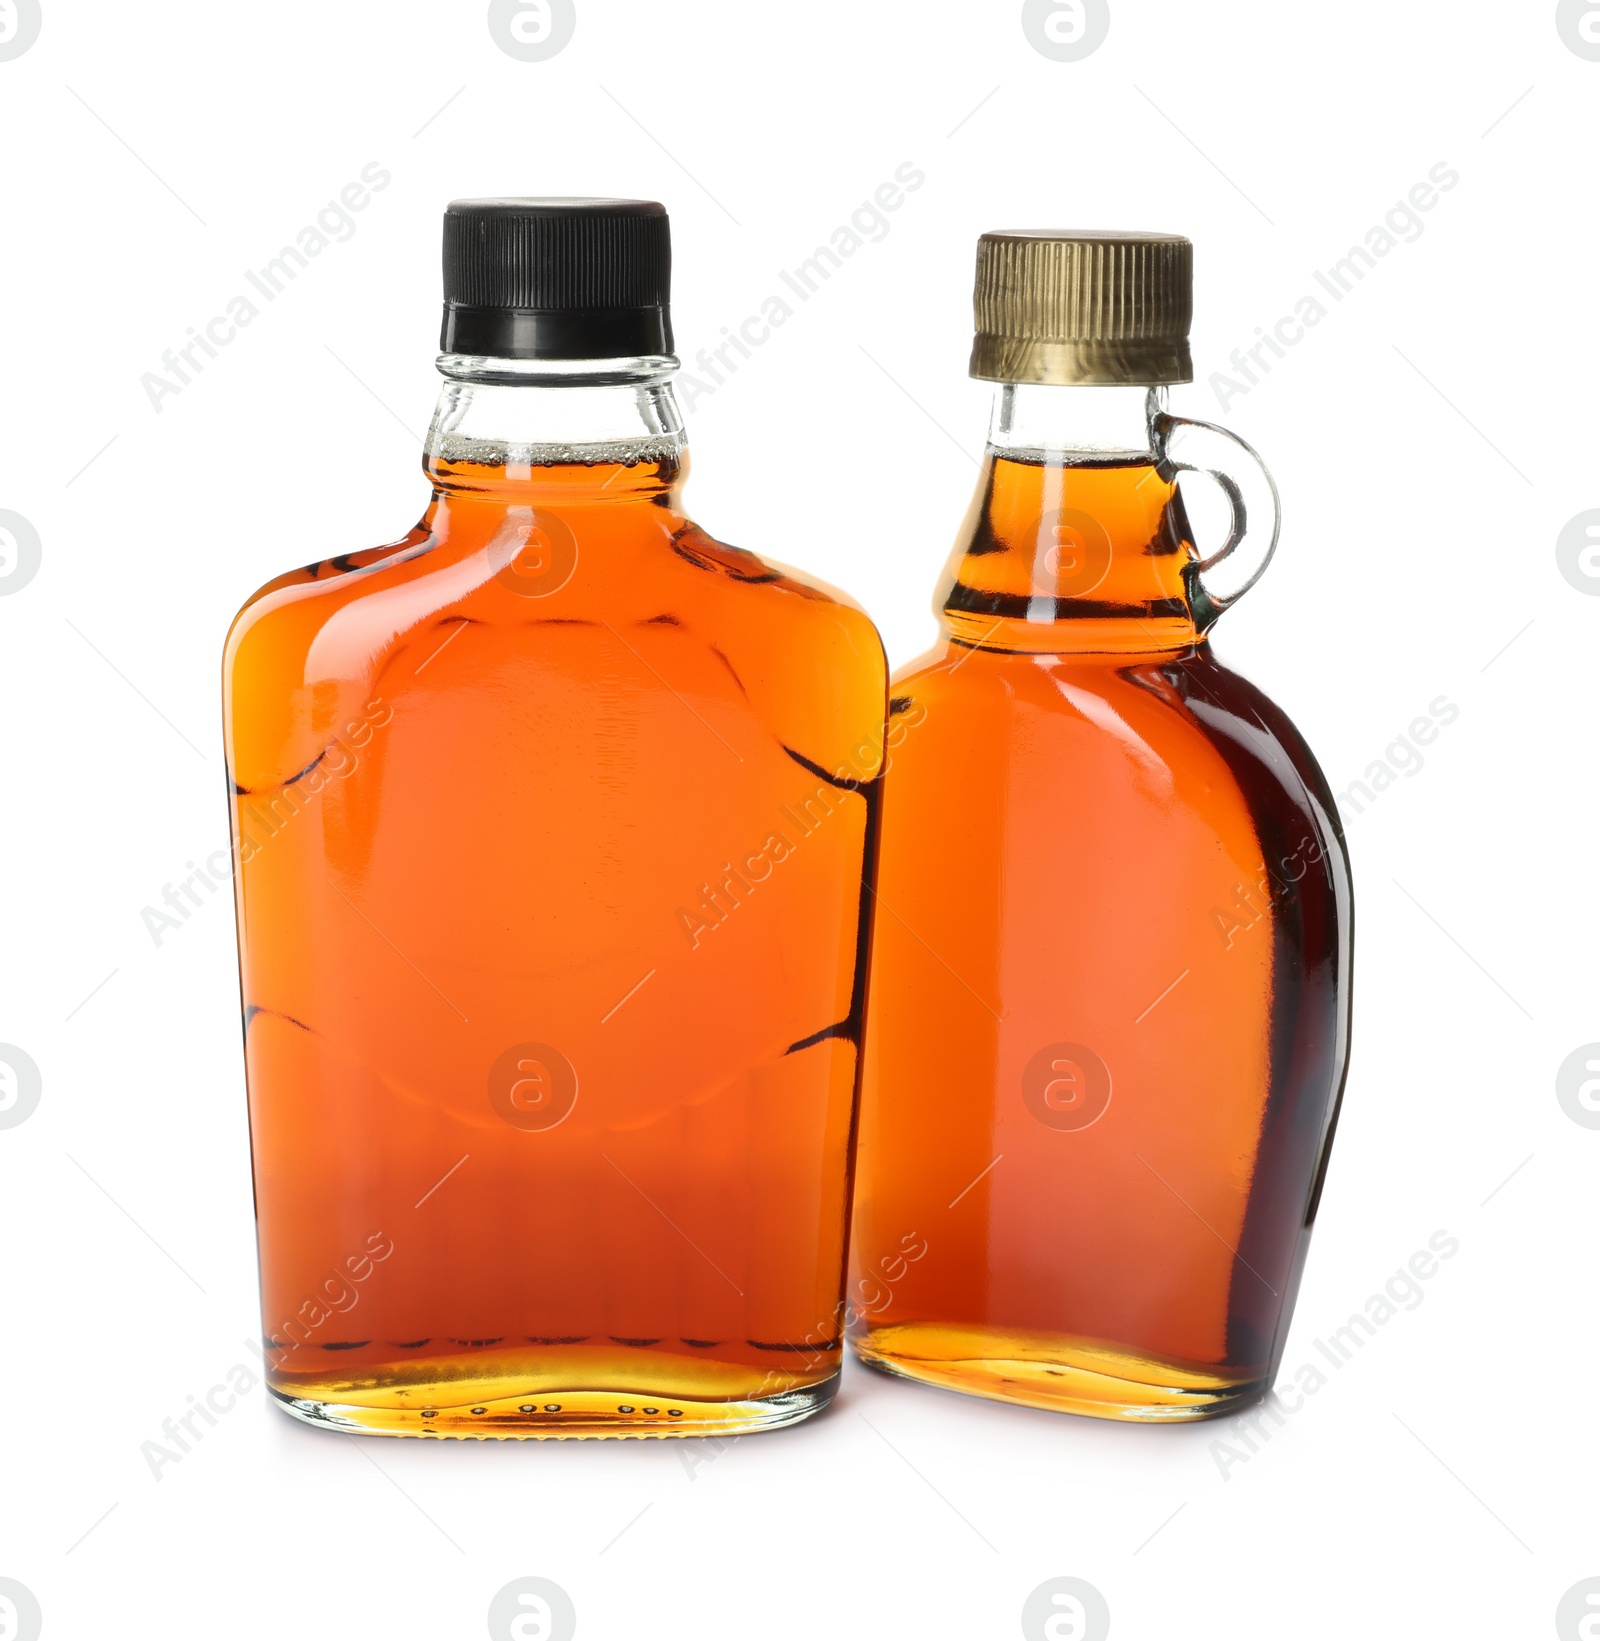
[[969, 230, 1194, 386]]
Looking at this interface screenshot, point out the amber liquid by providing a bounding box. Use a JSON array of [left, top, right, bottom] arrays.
[[849, 452, 1352, 1420], [224, 446, 886, 1437]]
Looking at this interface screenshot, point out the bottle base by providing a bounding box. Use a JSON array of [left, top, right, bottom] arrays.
[[850, 1324, 1266, 1423], [267, 1371, 839, 1440]]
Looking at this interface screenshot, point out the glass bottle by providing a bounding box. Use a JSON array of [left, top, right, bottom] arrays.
[[223, 199, 887, 1438], [849, 232, 1353, 1421]]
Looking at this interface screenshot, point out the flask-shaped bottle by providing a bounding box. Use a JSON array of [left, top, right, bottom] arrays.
[[224, 199, 886, 1438], [849, 231, 1352, 1420]]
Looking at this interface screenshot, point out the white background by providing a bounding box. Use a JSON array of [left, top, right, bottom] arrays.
[[1, 2, 1596, 1637]]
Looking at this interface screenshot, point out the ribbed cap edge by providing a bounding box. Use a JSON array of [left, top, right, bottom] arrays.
[[970, 231, 1193, 385]]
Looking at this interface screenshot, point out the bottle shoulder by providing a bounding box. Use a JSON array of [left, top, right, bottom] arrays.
[[223, 526, 433, 671], [226, 509, 879, 667], [223, 503, 887, 794], [659, 519, 886, 663], [887, 640, 1348, 865]]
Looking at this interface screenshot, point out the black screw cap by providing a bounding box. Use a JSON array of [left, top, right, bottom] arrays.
[[441, 197, 674, 362]]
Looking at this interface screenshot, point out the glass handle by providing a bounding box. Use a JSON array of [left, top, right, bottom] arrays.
[[1155, 410, 1282, 632]]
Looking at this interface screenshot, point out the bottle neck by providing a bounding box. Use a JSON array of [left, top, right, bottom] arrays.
[[936, 382, 1199, 657], [989, 382, 1161, 461], [991, 380, 1161, 459], [423, 354, 688, 503]]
